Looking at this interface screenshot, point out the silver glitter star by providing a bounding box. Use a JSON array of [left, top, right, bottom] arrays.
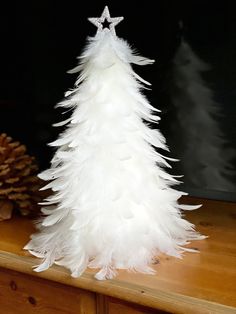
[[88, 6, 124, 37]]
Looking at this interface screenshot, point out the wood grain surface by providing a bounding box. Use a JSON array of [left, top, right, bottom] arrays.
[[0, 267, 96, 314], [0, 197, 235, 314]]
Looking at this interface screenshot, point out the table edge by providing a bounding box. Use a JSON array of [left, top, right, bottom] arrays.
[[0, 250, 235, 314]]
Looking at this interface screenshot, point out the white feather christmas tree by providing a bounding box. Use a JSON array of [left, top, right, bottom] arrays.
[[25, 7, 206, 280]]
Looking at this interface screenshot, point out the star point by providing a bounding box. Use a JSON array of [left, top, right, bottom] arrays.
[[88, 6, 124, 37]]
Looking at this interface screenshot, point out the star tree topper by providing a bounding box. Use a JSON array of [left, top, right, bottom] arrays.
[[88, 6, 124, 37]]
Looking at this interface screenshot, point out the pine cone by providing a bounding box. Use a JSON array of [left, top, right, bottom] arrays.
[[0, 133, 45, 221]]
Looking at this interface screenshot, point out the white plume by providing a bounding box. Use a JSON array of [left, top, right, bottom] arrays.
[[25, 31, 205, 280]]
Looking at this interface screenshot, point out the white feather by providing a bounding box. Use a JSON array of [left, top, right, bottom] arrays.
[[25, 31, 206, 280]]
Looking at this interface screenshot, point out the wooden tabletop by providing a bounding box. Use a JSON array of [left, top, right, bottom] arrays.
[[0, 197, 235, 314]]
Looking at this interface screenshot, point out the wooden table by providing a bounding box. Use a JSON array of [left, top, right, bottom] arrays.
[[0, 197, 235, 314]]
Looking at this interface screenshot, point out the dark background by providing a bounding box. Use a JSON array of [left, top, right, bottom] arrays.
[[1, 1, 235, 200]]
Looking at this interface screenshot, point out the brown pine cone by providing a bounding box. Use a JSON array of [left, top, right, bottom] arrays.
[[0, 133, 46, 221]]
